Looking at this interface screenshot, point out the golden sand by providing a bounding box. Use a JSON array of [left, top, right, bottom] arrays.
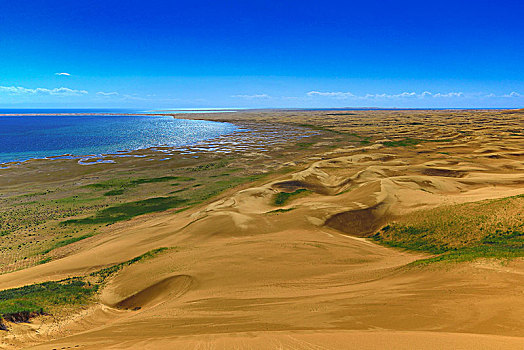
[[1, 109, 523, 349]]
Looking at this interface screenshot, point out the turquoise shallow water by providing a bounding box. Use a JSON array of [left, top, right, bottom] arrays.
[[0, 111, 239, 164]]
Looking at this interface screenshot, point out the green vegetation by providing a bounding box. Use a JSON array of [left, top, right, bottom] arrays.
[[296, 142, 315, 149], [0, 157, 266, 276], [61, 196, 188, 225], [335, 186, 356, 196], [0, 278, 97, 318], [296, 123, 345, 134], [383, 138, 452, 147], [383, 138, 422, 147], [104, 189, 125, 196], [373, 194, 524, 264], [86, 176, 192, 189], [63, 173, 267, 226], [86, 176, 194, 196], [18, 191, 49, 198], [41, 234, 93, 254], [0, 248, 171, 322], [187, 160, 229, 172], [184, 174, 267, 204], [273, 189, 311, 206], [38, 257, 52, 265], [0, 195, 103, 237], [209, 168, 242, 177], [54, 195, 101, 204], [91, 247, 170, 281], [295, 123, 370, 143]]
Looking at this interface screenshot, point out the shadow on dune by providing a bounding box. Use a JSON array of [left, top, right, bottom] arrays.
[[111, 275, 193, 311]]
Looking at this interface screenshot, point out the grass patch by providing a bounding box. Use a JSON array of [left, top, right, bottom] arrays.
[[209, 168, 242, 178], [383, 138, 452, 147], [17, 191, 50, 198], [104, 189, 124, 196], [187, 160, 229, 172], [85, 176, 194, 196], [181, 174, 268, 206], [38, 257, 52, 265], [0, 248, 171, 321], [91, 247, 170, 281], [412, 245, 523, 266], [86, 176, 191, 189], [296, 142, 315, 149], [41, 234, 93, 254], [273, 189, 310, 206], [0, 278, 97, 318], [296, 123, 345, 134], [61, 196, 188, 225], [373, 194, 524, 264], [63, 174, 267, 226], [54, 195, 101, 204], [295, 123, 370, 142], [383, 138, 422, 147]]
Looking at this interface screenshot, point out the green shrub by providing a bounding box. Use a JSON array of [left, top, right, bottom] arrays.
[[41, 234, 93, 254], [0, 278, 97, 317], [373, 194, 524, 264], [273, 189, 310, 206], [104, 189, 125, 196], [61, 196, 188, 225]]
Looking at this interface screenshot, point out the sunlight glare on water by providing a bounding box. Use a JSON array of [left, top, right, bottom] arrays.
[[0, 114, 239, 163]]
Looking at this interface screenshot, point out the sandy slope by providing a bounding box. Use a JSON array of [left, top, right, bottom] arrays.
[[27, 331, 524, 350], [1, 110, 523, 349]]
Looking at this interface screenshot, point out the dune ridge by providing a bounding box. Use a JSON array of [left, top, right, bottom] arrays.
[[0, 109, 523, 349]]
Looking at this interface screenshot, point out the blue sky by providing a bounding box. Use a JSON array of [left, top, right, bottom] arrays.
[[1, 0, 523, 109]]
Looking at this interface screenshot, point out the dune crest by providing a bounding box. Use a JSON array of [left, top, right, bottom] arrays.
[[1, 110, 523, 349], [108, 275, 193, 310]]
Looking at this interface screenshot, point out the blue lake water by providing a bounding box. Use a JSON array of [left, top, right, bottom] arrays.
[[0, 111, 239, 164]]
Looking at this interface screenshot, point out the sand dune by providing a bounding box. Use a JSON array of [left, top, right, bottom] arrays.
[[106, 275, 193, 311], [28, 330, 524, 350], [1, 110, 523, 349]]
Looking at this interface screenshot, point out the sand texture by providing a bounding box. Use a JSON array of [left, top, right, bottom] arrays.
[[0, 109, 523, 349]]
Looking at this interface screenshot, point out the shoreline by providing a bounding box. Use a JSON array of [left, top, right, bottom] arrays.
[[0, 115, 244, 167]]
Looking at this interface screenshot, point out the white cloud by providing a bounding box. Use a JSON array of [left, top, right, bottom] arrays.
[[306, 91, 468, 100], [55, 72, 71, 76], [231, 94, 271, 99], [370, 92, 418, 99], [432, 92, 464, 98], [95, 91, 148, 100], [504, 91, 521, 97], [96, 91, 119, 96], [0, 85, 88, 96], [307, 91, 355, 99]]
